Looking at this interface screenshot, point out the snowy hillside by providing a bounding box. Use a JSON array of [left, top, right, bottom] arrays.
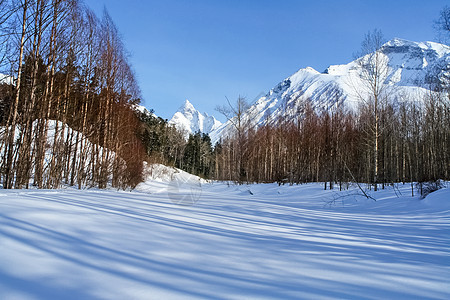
[[0, 73, 14, 85], [132, 104, 157, 118], [210, 38, 450, 143], [0, 119, 110, 188], [169, 100, 222, 138], [1, 180, 449, 299]]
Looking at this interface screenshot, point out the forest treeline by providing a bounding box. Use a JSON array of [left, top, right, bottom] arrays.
[[212, 92, 449, 189], [0, 0, 145, 189], [140, 84, 449, 191], [137, 110, 214, 178]]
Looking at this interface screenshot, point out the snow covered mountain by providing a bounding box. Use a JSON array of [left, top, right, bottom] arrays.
[[169, 99, 222, 138], [210, 38, 450, 144]]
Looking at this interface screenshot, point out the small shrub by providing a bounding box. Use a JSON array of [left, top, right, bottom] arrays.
[[416, 180, 444, 199]]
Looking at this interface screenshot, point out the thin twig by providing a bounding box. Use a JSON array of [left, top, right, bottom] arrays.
[[343, 160, 376, 201]]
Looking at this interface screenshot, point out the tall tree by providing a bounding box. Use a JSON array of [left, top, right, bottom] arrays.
[[3, 0, 28, 189], [216, 96, 251, 183], [355, 29, 388, 191]]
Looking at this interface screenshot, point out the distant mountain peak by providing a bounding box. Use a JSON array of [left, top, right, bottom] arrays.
[[384, 37, 411, 47], [178, 99, 196, 113], [169, 100, 222, 138]]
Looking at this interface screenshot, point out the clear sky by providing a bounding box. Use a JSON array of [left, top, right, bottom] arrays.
[[84, 0, 448, 121]]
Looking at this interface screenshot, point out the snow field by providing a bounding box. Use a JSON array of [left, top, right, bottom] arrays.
[[0, 179, 449, 299]]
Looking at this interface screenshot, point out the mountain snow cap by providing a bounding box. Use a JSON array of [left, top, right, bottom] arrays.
[[178, 99, 196, 114], [169, 100, 222, 139]]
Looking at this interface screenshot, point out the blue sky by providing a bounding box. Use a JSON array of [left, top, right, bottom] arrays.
[[84, 0, 448, 121]]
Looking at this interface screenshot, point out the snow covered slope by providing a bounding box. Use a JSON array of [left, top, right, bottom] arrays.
[[210, 38, 450, 143], [0, 73, 14, 85], [169, 100, 222, 138], [0, 182, 449, 299], [132, 104, 156, 117]]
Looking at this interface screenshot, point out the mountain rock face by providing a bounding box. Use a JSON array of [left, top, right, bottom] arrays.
[[169, 100, 222, 138], [209, 38, 450, 144]]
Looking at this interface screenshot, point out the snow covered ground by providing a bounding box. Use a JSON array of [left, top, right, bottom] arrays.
[[0, 177, 449, 299]]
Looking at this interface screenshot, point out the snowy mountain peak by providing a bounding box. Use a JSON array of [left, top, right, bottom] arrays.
[[383, 37, 415, 47], [209, 38, 450, 144], [169, 100, 222, 138], [178, 99, 196, 114], [381, 38, 449, 55]]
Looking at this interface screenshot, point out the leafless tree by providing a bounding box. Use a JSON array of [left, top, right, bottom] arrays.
[[435, 6, 450, 43], [3, 0, 28, 189], [354, 29, 389, 191], [216, 96, 251, 183]]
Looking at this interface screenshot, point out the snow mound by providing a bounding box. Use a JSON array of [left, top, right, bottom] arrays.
[[136, 163, 207, 195], [141, 163, 204, 183], [423, 187, 450, 210], [142, 163, 182, 182]]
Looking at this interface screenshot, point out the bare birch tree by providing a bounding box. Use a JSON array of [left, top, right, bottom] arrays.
[[355, 29, 389, 191]]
